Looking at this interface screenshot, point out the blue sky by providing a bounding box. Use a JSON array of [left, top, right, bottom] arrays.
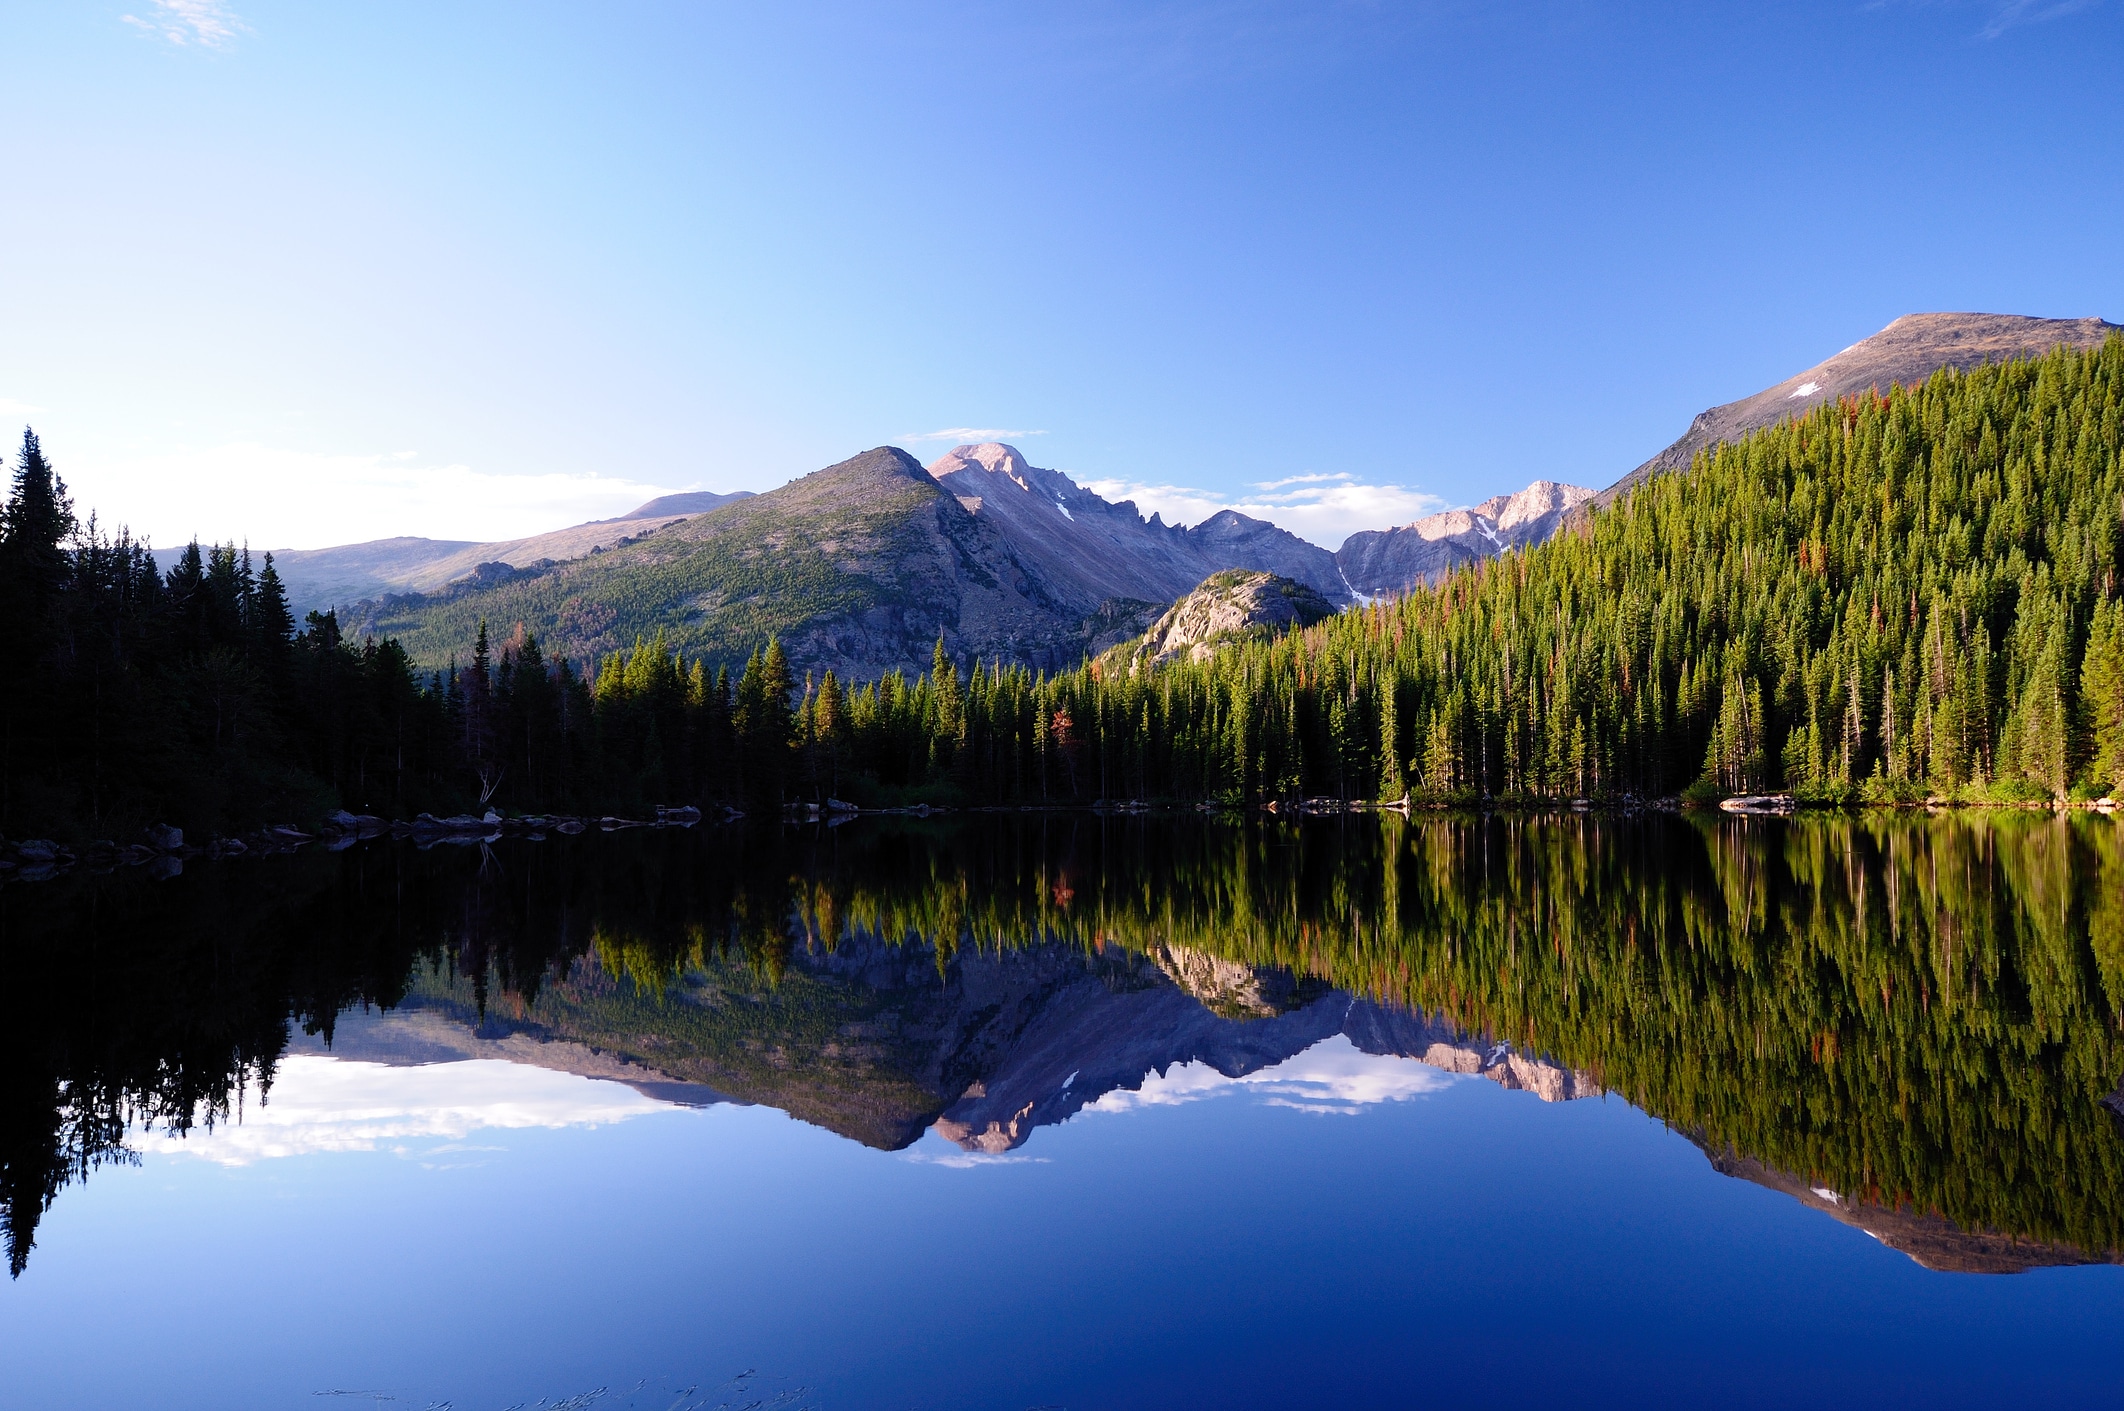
[[1, 1, 2118, 550]]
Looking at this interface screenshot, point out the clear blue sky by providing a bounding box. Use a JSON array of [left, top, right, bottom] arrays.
[[2, 0, 2118, 549]]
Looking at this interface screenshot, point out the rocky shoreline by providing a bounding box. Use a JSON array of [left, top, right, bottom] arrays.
[[0, 804, 714, 884], [1, 790, 2115, 886]]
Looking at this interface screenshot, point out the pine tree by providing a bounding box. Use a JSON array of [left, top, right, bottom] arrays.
[[0, 428, 75, 616], [253, 553, 295, 670], [815, 668, 846, 799]]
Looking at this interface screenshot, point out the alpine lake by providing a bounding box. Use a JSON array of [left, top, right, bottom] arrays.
[[2, 809, 2122, 1409]]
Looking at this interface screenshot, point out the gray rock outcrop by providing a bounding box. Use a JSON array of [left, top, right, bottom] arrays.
[[1114, 571, 1340, 670]]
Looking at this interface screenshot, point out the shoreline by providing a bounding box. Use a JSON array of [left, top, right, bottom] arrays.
[[1, 792, 2116, 888]]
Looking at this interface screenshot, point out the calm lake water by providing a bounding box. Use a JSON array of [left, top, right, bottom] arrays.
[[2, 813, 2121, 1409]]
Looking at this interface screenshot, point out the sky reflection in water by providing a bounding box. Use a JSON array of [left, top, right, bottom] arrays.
[[4, 1030, 2117, 1411]]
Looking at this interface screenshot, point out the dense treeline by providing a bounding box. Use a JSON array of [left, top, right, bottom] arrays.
[[0, 426, 811, 836]]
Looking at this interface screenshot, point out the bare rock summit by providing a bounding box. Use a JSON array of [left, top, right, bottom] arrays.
[[1112, 570, 1339, 671], [1335, 480, 1594, 599], [927, 443, 1351, 607]]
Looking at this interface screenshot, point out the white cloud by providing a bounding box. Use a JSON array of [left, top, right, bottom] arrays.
[[0, 398, 46, 419], [136, 1055, 679, 1166], [899, 427, 1049, 443], [1086, 1035, 1460, 1118], [122, 0, 248, 47], [63, 440, 683, 549], [1079, 473, 1446, 551]]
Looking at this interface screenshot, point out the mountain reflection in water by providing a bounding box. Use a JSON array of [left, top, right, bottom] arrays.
[[2, 811, 2122, 1279]]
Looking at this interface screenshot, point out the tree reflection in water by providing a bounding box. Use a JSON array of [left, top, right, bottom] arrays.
[[3, 811, 2121, 1276]]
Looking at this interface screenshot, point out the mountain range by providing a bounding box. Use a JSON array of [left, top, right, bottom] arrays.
[[340, 444, 1355, 679], [305, 310, 2116, 679], [171, 488, 754, 618]]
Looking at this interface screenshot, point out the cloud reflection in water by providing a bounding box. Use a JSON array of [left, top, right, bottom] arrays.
[[135, 1056, 681, 1166], [1086, 1035, 1461, 1118]]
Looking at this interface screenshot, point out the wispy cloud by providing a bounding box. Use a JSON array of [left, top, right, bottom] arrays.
[[899, 426, 1049, 443], [1079, 471, 1445, 551], [0, 398, 47, 419], [1868, 0, 2104, 39], [121, 0, 248, 48], [1252, 471, 1353, 491], [1979, 0, 2098, 36]]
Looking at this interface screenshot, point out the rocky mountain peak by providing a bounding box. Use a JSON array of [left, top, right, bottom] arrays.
[[1335, 478, 1594, 598], [924, 444, 1353, 612], [927, 442, 1037, 491], [1471, 480, 1595, 532]]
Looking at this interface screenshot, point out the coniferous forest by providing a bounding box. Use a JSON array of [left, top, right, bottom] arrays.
[[4, 335, 2121, 840]]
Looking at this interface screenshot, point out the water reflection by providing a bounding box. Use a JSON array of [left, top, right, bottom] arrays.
[[138, 1053, 681, 1166], [2, 811, 2121, 1277], [349, 935, 1595, 1158]]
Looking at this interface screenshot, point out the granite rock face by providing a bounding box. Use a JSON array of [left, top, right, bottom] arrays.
[[1114, 570, 1340, 670], [928, 442, 1351, 606]]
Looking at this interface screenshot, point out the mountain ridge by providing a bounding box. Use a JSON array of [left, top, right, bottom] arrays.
[[167, 487, 754, 617], [1592, 312, 2121, 510], [344, 446, 1159, 681], [342, 444, 1372, 679], [296, 310, 2123, 667], [928, 442, 1350, 604]]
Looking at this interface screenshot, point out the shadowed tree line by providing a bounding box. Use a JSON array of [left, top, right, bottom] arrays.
[[0, 826, 815, 1276], [0, 429, 813, 839]]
